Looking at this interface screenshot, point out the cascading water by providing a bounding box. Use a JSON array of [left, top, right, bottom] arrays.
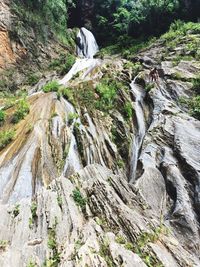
[[76, 27, 99, 59], [60, 27, 101, 174], [59, 27, 100, 85], [129, 80, 146, 183], [62, 99, 82, 177]]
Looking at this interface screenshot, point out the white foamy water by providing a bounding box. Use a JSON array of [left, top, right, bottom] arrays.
[[76, 27, 99, 59]]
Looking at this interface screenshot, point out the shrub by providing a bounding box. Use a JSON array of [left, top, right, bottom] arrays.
[[189, 96, 200, 120], [96, 80, 117, 111], [12, 98, 30, 123], [123, 101, 133, 120], [26, 73, 40, 86], [0, 240, 8, 251], [42, 81, 60, 93], [0, 130, 15, 150], [49, 54, 76, 75], [145, 83, 154, 92], [68, 112, 79, 125], [64, 55, 76, 73], [0, 110, 6, 124], [162, 21, 200, 42], [31, 201, 37, 218], [27, 259, 37, 267], [72, 188, 87, 211], [46, 218, 60, 267], [192, 76, 200, 94], [59, 87, 75, 104], [12, 204, 20, 218], [115, 235, 126, 244]]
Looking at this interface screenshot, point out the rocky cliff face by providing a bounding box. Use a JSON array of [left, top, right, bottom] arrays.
[[0, 6, 200, 267]]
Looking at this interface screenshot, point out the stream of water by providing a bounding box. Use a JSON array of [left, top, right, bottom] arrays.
[[129, 81, 146, 183]]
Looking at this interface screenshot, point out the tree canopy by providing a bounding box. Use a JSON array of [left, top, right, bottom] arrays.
[[92, 0, 200, 43]]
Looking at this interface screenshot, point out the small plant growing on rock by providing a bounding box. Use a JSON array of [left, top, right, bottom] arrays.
[[72, 188, 87, 212], [123, 101, 133, 120], [29, 201, 37, 229], [0, 240, 8, 251], [189, 96, 200, 120], [27, 259, 38, 267], [51, 112, 58, 118], [57, 195, 63, 209], [12, 98, 30, 123], [145, 83, 154, 92], [68, 112, 79, 125], [124, 242, 134, 251], [42, 81, 60, 93], [99, 238, 114, 267], [116, 159, 125, 169], [192, 75, 200, 94], [0, 110, 6, 125], [0, 129, 15, 150], [31, 201, 37, 218], [12, 204, 20, 218], [49, 54, 76, 75], [26, 73, 40, 86], [45, 217, 60, 267], [115, 235, 126, 244]]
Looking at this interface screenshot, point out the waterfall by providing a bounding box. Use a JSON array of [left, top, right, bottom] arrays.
[[59, 27, 100, 85], [129, 81, 146, 183], [63, 99, 82, 177], [76, 27, 99, 59]]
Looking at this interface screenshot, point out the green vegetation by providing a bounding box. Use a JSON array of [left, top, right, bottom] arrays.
[[123, 101, 133, 120], [29, 201, 37, 229], [192, 76, 200, 94], [68, 112, 79, 125], [145, 83, 154, 92], [116, 159, 125, 169], [99, 239, 115, 267], [12, 204, 20, 218], [189, 96, 200, 120], [26, 73, 40, 86], [161, 21, 200, 61], [114, 226, 167, 267], [115, 235, 126, 245], [179, 76, 200, 120], [0, 110, 6, 124], [57, 195, 63, 209], [111, 125, 130, 162], [31, 201, 37, 218], [27, 259, 37, 267], [0, 130, 15, 150], [94, 0, 199, 44], [12, 98, 30, 123], [59, 87, 75, 105], [44, 218, 60, 267], [51, 112, 58, 118], [124, 242, 134, 250], [72, 188, 87, 212], [96, 80, 117, 112], [42, 81, 60, 93], [11, 0, 76, 43], [162, 21, 200, 42], [99, 37, 155, 59], [49, 54, 76, 75], [0, 240, 8, 251]]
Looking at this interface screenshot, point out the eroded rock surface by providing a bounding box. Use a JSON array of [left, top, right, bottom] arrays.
[[0, 28, 200, 267]]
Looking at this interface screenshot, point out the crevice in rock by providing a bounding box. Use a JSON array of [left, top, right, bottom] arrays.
[[174, 149, 200, 223], [159, 162, 177, 216]]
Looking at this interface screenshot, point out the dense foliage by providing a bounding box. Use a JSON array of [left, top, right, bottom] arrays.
[[12, 0, 75, 39], [11, 0, 200, 45], [93, 0, 200, 43]]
